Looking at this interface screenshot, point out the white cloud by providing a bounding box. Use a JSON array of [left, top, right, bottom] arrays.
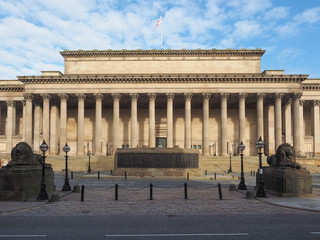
[[294, 7, 320, 24], [264, 7, 290, 20]]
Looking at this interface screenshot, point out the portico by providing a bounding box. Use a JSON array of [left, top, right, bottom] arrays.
[[0, 49, 319, 158]]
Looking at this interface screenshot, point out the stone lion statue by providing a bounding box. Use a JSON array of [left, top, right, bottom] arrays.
[[6, 142, 42, 168], [267, 143, 301, 169]]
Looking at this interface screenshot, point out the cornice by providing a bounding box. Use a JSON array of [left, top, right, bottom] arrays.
[[60, 49, 266, 58], [18, 73, 308, 84], [302, 84, 320, 91], [0, 86, 24, 92]]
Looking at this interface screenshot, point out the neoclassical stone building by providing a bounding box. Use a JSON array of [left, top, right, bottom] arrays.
[[0, 49, 319, 157]]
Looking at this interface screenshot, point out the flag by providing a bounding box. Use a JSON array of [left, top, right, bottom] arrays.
[[155, 16, 162, 29]]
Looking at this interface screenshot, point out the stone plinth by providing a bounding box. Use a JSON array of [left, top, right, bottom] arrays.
[[0, 165, 55, 201], [114, 148, 200, 176], [262, 166, 313, 197]]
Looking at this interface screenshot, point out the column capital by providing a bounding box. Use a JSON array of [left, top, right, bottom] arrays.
[[166, 93, 174, 100], [21, 100, 26, 107], [299, 100, 305, 106], [314, 100, 320, 106], [293, 93, 302, 100], [220, 93, 229, 100], [76, 93, 86, 101], [147, 93, 157, 101], [94, 93, 104, 101], [23, 93, 34, 101], [58, 93, 69, 101], [129, 93, 139, 101], [40, 93, 51, 101], [6, 100, 15, 107], [284, 97, 293, 105], [239, 93, 248, 100], [257, 93, 266, 101], [111, 93, 121, 101], [184, 93, 193, 100], [274, 93, 284, 100], [202, 93, 211, 100]]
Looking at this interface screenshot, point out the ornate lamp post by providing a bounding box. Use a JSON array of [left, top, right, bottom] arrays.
[[37, 140, 49, 200], [256, 136, 267, 197], [62, 143, 71, 191], [227, 151, 232, 173], [87, 150, 91, 173], [238, 141, 247, 190]]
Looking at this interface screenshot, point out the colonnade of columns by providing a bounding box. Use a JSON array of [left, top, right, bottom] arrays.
[[2, 92, 319, 157]]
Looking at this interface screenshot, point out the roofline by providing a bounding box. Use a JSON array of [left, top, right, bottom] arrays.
[[60, 49, 266, 58]]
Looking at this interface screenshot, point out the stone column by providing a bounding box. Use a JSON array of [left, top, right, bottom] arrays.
[[6, 101, 14, 152], [24, 94, 33, 146], [300, 99, 305, 156], [220, 93, 229, 156], [33, 102, 41, 152], [202, 93, 211, 156], [112, 93, 121, 151], [12, 103, 16, 136], [50, 103, 59, 155], [41, 94, 51, 145], [257, 93, 266, 141], [275, 93, 284, 149], [22, 100, 26, 141], [130, 93, 139, 148], [284, 97, 292, 144], [148, 93, 156, 148], [94, 93, 103, 155], [293, 93, 302, 156], [76, 93, 86, 155], [313, 100, 320, 156], [184, 93, 193, 149], [239, 93, 247, 146], [166, 93, 174, 148], [59, 94, 68, 155]]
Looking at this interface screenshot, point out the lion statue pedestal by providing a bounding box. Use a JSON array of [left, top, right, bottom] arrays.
[[261, 143, 313, 197], [0, 142, 55, 201]]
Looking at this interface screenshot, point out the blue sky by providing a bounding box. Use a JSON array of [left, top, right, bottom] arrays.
[[0, 0, 320, 79]]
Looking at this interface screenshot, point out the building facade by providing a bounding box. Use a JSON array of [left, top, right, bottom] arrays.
[[0, 49, 319, 157]]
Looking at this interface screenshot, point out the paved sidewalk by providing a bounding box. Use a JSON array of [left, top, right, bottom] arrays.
[[0, 173, 319, 216]]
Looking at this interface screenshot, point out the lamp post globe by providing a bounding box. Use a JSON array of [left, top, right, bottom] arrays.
[[37, 140, 49, 200], [62, 143, 71, 191], [238, 141, 247, 190], [255, 136, 267, 198], [227, 151, 232, 173]]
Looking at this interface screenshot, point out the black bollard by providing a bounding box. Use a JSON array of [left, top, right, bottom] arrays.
[[115, 184, 118, 200], [125, 172, 127, 180], [71, 171, 74, 179], [205, 170, 207, 175], [214, 173, 217, 180], [218, 183, 222, 200], [250, 170, 252, 176], [187, 172, 189, 180], [184, 183, 188, 199], [81, 185, 84, 202], [150, 184, 153, 200], [98, 171, 100, 180]]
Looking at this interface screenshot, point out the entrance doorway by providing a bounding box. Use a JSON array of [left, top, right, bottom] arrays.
[[156, 137, 167, 148]]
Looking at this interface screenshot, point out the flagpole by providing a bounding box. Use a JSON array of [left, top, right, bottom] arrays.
[[161, 16, 163, 50]]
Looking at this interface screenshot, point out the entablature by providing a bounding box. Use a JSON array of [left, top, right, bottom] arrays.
[[18, 73, 308, 84]]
